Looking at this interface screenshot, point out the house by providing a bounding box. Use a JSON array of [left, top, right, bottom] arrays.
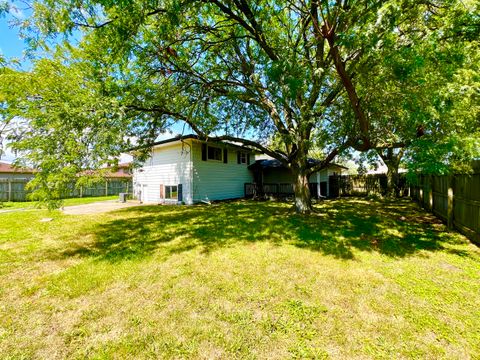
[[103, 162, 133, 180], [0, 161, 35, 181], [0, 162, 35, 202], [133, 135, 255, 204], [132, 135, 346, 204]]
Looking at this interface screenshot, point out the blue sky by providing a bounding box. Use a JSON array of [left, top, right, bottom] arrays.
[[1, 4, 210, 164], [0, 1, 30, 69], [1, 5, 28, 162]]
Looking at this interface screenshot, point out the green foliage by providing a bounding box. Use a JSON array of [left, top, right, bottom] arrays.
[[1, 0, 478, 206], [0, 59, 130, 203]]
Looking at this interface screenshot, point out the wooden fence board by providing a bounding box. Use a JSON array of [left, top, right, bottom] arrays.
[[330, 174, 407, 197], [412, 172, 480, 244]]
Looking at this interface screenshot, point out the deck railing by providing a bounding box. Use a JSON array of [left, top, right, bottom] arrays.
[[244, 182, 319, 198]]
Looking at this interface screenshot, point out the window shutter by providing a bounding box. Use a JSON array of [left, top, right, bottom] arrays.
[[247, 153, 251, 165], [177, 184, 183, 202], [237, 151, 241, 164], [201, 144, 207, 161], [160, 184, 165, 199], [223, 148, 228, 163]]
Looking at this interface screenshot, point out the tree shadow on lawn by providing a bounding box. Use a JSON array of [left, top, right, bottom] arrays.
[[58, 197, 471, 262]]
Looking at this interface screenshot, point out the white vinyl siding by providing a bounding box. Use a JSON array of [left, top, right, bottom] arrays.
[[133, 139, 255, 204], [191, 142, 254, 202], [133, 142, 193, 204]]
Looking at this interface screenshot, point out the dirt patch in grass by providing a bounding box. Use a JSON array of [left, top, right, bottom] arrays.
[[62, 200, 145, 215]]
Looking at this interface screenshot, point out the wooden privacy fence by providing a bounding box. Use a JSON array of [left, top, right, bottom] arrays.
[[0, 178, 132, 202], [329, 174, 408, 197], [411, 173, 480, 244]]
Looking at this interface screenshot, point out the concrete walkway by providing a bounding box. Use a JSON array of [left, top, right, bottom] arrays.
[[0, 208, 38, 214], [62, 200, 144, 215]]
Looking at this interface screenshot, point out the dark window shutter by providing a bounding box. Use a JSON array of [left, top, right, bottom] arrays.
[[160, 184, 165, 198], [237, 151, 241, 164], [177, 184, 183, 202], [247, 153, 250, 165], [201, 144, 207, 161], [223, 148, 228, 163]]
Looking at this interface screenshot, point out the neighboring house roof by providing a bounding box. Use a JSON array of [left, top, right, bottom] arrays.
[[0, 161, 34, 174], [105, 170, 132, 179], [105, 162, 132, 178], [117, 162, 132, 168], [248, 159, 348, 171], [0, 161, 131, 179], [80, 163, 133, 179]]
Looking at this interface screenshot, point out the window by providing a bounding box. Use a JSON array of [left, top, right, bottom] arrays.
[[207, 146, 222, 161], [165, 185, 178, 200], [237, 151, 250, 164], [239, 152, 247, 164]]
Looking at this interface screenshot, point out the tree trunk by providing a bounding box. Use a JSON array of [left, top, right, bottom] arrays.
[[291, 166, 313, 214], [378, 148, 404, 198], [385, 163, 400, 197]]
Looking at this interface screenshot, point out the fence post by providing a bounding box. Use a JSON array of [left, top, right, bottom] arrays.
[[419, 175, 424, 207], [105, 180, 108, 196], [428, 175, 433, 211], [447, 175, 454, 229], [7, 180, 12, 202], [126, 181, 129, 194], [80, 186, 83, 198]]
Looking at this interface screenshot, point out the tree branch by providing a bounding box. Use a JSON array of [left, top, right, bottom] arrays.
[[125, 104, 289, 165]]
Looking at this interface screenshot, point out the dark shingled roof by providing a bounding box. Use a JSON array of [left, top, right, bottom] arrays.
[[248, 158, 348, 171], [131, 134, 255, 152]]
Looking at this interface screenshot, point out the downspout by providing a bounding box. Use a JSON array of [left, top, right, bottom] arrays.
[[182, 139, 193, 205], [317, 171, 321, 198], [190, 140, 194, 204], [179, 138, 193, 205]]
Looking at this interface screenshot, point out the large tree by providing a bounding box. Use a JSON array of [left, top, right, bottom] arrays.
[[2, 0, 478, 212], [328, 0, 479, 194]]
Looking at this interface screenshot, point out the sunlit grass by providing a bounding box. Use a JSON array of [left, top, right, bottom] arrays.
[[0, 195, 118, 210], [0, 198, 479, 359]]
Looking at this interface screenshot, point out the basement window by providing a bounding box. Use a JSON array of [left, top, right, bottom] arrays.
[[165, 185, 178, 200]]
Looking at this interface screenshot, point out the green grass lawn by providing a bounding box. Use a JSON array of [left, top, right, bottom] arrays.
[[0, 195, 119, 210], [0, 198, 479, 359]]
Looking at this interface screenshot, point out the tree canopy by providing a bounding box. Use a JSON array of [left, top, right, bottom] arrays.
[[0, 0, 478, 211]]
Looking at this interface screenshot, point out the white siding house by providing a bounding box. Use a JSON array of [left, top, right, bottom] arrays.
[[191, 140, 254, 202], [133, 136, 255, 204], [133, 135, 347, 204]]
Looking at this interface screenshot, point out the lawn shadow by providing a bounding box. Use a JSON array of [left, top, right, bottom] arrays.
[[55, 197, 472, 262]]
